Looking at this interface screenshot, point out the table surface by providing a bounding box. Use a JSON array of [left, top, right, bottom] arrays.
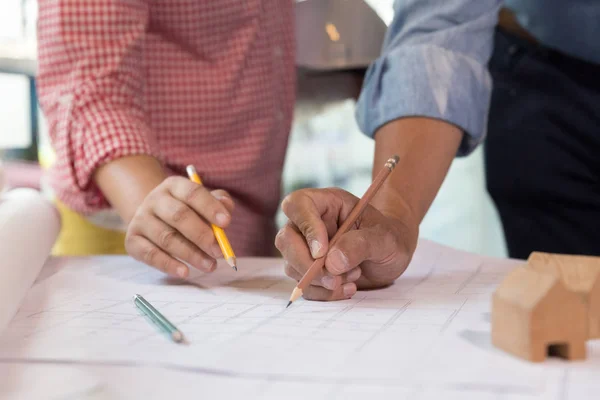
[[1, 240, 599, 400]]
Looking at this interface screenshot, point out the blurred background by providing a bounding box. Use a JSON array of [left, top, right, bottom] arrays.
[[0, 0, 507, 258]]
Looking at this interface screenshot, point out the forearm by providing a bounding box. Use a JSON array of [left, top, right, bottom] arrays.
[[371, 117, 462, 224], [94, 155, 167, 224], [356, 2, 500, 220]]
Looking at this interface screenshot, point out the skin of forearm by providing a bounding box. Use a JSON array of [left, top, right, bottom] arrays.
[[371, 117, 463, 225], [93, 155, 167, 224]]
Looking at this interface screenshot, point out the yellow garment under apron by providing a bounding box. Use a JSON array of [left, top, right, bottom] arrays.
[[52, 200, 127, 256], [40, 145, 126, 256]]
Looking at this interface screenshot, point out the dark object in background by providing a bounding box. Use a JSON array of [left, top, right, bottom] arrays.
[[485, 27, 600, 258]]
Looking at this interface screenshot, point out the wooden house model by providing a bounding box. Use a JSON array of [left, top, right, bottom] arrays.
[[527, 252, 600, 339], [491, 266, 587, 362]]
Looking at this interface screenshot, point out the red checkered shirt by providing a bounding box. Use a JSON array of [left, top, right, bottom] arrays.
[[36, 0, 296, 256]]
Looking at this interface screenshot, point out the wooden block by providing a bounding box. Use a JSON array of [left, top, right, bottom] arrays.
[[492, 266, 587, 362], [528, 252, 600, 339]]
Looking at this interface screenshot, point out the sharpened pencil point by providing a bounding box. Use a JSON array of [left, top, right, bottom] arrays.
[[226, 257, 237, 271], [286, 287, 302, 308]]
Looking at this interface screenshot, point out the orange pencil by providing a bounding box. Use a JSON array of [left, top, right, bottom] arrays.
[[286, 155, 399, 307], [186, 165, 237, 271]]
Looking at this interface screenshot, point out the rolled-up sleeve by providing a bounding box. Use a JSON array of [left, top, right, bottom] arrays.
[[356, 0, 502, 156], [37, 0, 157, 212]]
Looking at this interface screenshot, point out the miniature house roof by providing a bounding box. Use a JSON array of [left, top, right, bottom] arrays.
[[494, 266, 561, 310], [528, 252, 600, 295]]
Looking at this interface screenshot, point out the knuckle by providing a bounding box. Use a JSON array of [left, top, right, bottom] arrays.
[[124, 232, 137, 253], [158, 228, 178, 250], [283, 262, 291, 274], [189, 250, 206, 266], [145, 190, 160, 205], [302, 287, 316, 301], [163, 176, 180, 188], [284, 262, 295, 278], [281, 191, 304, 215], [183, 184, 205, 204], [194, 229, 215, 248], [281, 194, 293, 214], [161, 257, 173, 273], [127, 211, 144, 229], [274, 227, 290, 250], [204, 259, 217, 272], [304, 286, 328, 302], [296, 219, 315, 238], [171, 203, 190, 223], [143, 245, 160, 267]]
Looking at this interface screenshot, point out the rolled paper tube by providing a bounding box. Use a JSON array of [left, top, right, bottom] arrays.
[[0, 188, 61, 332]]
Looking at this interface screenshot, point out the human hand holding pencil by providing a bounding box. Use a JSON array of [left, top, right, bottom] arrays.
[[125, 167, 236, 279], [276, 156, 418, 303]]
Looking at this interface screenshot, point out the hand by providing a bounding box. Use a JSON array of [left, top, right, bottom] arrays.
[[275, 188, 418, 301], [125, 176, 234, 278]]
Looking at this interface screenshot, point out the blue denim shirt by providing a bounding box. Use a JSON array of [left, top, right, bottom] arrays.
[[356, 0, 600, 156]]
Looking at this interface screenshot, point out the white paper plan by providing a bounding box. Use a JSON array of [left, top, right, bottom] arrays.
[[1, 239, 599, 399]]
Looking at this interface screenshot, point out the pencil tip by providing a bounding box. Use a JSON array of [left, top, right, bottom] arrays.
[[226, 257, 238, 271], [286, 301, 292, 309]]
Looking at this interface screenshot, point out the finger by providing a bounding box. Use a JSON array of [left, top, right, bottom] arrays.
[[153, 195, 222, 259], [283, 260, 303, 281], [275, 222, 313, 269], [344, 267, 362, 283], [281, 189, 362, 259], [302, 282, 357, 302], [138, 215, 216, 273], [284, 259, 361, 291], [284, 264, 357, 301], [325, 225, 395, 276], [277, 223, 331, 286], [210, 189, 234, 213], [320, 267, 362, 289], [281, 190, 332, 258], [125, 235, 189, 278], [165, 176, 231, 228], [276, 221, 362, 289]]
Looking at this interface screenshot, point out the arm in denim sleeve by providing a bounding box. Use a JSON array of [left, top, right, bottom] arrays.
[[356, 0, 502, 156]]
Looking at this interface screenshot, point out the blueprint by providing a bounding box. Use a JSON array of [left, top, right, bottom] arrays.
[[1, 239, 599, 399]]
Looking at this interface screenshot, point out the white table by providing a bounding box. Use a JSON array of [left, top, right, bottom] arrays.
[[0, 240, 598, 399]]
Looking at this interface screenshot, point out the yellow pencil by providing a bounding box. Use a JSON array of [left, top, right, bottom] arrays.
[[186, 165, 237, 271]]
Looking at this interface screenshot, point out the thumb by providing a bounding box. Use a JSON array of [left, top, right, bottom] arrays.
[[281, 191, 329, 258]]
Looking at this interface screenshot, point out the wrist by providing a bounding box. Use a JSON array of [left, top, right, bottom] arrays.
[[372, 186, 419, 226], [372, 187, 420, 256], [94, 155, 167, 224], [372, 117, 462, 226]]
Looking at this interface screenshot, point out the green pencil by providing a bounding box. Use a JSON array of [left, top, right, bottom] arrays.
[[133, 294, 184, 343]]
